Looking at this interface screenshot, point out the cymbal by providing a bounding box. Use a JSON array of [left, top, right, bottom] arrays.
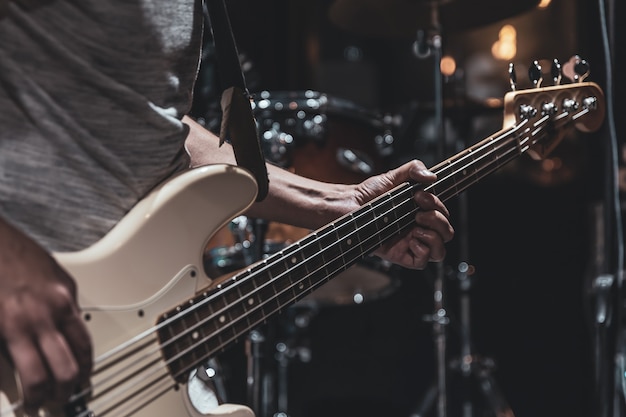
[[329, 0, 541, 38]]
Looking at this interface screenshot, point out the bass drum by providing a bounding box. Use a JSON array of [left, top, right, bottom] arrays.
[[204, 91, 399, 306]]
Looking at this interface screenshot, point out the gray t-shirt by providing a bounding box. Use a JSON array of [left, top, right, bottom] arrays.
[[0, 0, 204, 251]]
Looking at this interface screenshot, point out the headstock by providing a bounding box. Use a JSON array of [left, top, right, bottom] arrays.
[[503, 56, 605, 160]]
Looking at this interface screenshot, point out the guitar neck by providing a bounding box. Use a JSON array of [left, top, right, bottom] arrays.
[[155, 120, 533, 381]]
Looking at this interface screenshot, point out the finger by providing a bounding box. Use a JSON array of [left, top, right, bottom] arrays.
[[61, 313, 93, 384], [379, 233, 430, 270], [39, 330, 80, 403], [406, 160, 437, 184], [414, 210, 454, 244], [410, 228, 447, 262], [407, 238, 431, 269], [6, 336, 50, 407], [386, 160, 435, 186], [414, 191, 450, 219]]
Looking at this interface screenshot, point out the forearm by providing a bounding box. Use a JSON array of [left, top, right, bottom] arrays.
[[183, 116, 358, 230], [246, 163, 356, 230]]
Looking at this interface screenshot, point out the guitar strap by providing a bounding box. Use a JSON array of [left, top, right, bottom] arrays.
[[202, 0, 269, 202]]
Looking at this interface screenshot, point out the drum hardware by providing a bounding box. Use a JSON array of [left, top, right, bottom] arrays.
[[246, 307, 316, 417], [336, 148, 376, 176], [251, 90, 396, 180], [401, 3, 515, 417]]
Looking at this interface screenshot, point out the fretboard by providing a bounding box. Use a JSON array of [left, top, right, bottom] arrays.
[[156, 117, 537, 382]]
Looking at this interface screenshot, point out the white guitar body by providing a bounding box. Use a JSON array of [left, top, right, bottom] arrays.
[[1, 164, 258, 417]]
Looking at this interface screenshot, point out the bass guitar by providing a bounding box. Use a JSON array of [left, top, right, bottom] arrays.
[[0, 70, 605, 417]]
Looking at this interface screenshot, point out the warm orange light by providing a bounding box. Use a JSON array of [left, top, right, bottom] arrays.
[[440, 55, 456, 76], [492, 24, 517, 61], [538, 0, 551, 8], [499, 25, 516, 41]]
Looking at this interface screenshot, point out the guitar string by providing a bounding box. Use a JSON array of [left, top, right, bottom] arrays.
[[19, 98, 594, 416], [72, 117, 542, 417], [69, 102, 588, 414], [76, 118, 540, 416]]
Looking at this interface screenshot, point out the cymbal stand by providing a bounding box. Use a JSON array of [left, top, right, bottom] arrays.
[[409, 3, 514, 416], [409, 4, 448, 416]]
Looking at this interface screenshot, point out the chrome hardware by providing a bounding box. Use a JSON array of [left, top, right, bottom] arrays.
[[562, 98, 579, 113], [519, 104, 538, 119], [583, 96, 598, 110], [541, 102, 558, 116], [508, 62, 517, 91], [551, 58, 562, 85]]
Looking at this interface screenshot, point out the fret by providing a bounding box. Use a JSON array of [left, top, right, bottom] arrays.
[[236, 275, 260, 305], [192, 303, 209, 342], [323, 250, 350, 278], [389, 191, 417, 232], [273, 264, 295, 296], [352, 204, 375, 229], [256, 280, 280, 313], [229, 315, 251, 343], [282, 262, 308, 301], [203, 335, 222, 358], [316, 225, 340, 263], [371, 192, 400, 245], [218, 309, 237, 343], [275, 287, 295, 312], [336, 218, 360, 259], [272, 245, 302, 300], [287, 263, 312, 298], [352, 204, 379, 251], [318, 226, 343, 269], [359, 220, 382, 250], [209, 291, 228, 312], [299, 234, 325, 275], [307, 266, 335, 293], [245, 305, 267, 328], [199, 305, 220, 335], [298, 233, 320, 254], [265, 254, 288, 283], [226, 299, 247, 326], [194, 335, 211, 359], [221, 286, 240, 306]]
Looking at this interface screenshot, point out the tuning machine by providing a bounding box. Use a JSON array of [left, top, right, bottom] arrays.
[[563, 55, 591, 83]]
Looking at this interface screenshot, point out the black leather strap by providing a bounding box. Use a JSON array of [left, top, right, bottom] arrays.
[[203, 0, 269, 201]]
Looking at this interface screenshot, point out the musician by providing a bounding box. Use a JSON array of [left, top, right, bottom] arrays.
[[0, 0, 454, 411]]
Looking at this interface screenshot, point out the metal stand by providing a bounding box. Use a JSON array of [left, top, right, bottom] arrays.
[[246, 306, 315, 417], [409, 3, 514, 415]]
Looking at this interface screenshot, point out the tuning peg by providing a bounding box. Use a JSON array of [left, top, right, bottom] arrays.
[[551, 59, 562, 85], [528, 60, 543, 88], [562, 55, 591, 83], [574, 57, 590, 82], [508, 62, 517, 91]]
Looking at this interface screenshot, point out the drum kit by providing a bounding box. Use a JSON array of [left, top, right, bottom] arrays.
[[197, 0, 544, 416]]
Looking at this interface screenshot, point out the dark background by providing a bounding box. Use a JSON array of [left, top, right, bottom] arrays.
[[193, 1, 625, 417]]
